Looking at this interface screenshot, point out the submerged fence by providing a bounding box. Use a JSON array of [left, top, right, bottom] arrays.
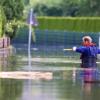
[[12, 29, 100, 58], [12, 28, 99, 45]]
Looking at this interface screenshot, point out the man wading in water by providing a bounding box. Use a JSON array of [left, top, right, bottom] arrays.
[[73, 36, 100, 68]]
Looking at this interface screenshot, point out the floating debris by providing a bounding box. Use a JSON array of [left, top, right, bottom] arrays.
[[0, 71, 53, 80]]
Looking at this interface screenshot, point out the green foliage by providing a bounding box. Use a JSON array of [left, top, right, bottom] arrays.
[[32, 0, 100, 16], [37, 17, 100, 32], [0, 8, 2, 37], [4, 20, 21, 39], [79, 0, 100, 16], [0, 6, 6, 37], [0, 0, 24, 38], [23, 0, 29, 5], [58, 0, 79, 16], [0, 0, 24, 20]]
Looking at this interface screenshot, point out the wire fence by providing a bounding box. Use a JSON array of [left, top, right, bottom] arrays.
[[12, 29, 100, 58]]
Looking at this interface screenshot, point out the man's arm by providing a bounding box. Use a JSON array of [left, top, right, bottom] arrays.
[[73, 46, 86, 53]]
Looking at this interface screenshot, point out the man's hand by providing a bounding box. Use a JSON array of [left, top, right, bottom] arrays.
[[72, 46, 77, 51]]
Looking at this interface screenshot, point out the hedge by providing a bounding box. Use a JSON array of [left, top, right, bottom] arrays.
[[36, 17, 100, 32]]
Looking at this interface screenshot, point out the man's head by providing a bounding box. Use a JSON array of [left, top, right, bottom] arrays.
[[82, 36, 92, 43]]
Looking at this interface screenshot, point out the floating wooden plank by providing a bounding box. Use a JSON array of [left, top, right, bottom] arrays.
[[0, 71, 53, 80]]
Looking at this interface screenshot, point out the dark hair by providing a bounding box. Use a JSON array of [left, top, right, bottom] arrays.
[[84, 38, 90, 42]]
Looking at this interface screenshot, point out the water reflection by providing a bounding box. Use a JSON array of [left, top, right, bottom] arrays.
[[82, 77, 100, 100], [1, 49, 100, 100], [0, 67, 100, 100], [76, 68, 100, 83], [82, 82, 93, 100], [0, 48, 18, 71], [74, 67, 100, 100], [0, 78, 23, 100], [0, 49, 10, 68]]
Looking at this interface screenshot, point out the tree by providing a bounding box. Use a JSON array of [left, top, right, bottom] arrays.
[[34, 3, 63, 16], [0, 6, 6, 37], [33, 0, 79, 16], [58, 0, 79, 16], [23, 0, 29, 5], [0, 0, 24, 20], [0, 0, 24, 39], [78, 0, 100, 16]]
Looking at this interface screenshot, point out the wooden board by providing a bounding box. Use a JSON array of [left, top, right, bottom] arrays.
[[0, 71, 53, 80]]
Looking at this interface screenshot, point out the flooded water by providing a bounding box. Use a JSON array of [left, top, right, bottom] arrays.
[[0, 46, 100, 100]]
